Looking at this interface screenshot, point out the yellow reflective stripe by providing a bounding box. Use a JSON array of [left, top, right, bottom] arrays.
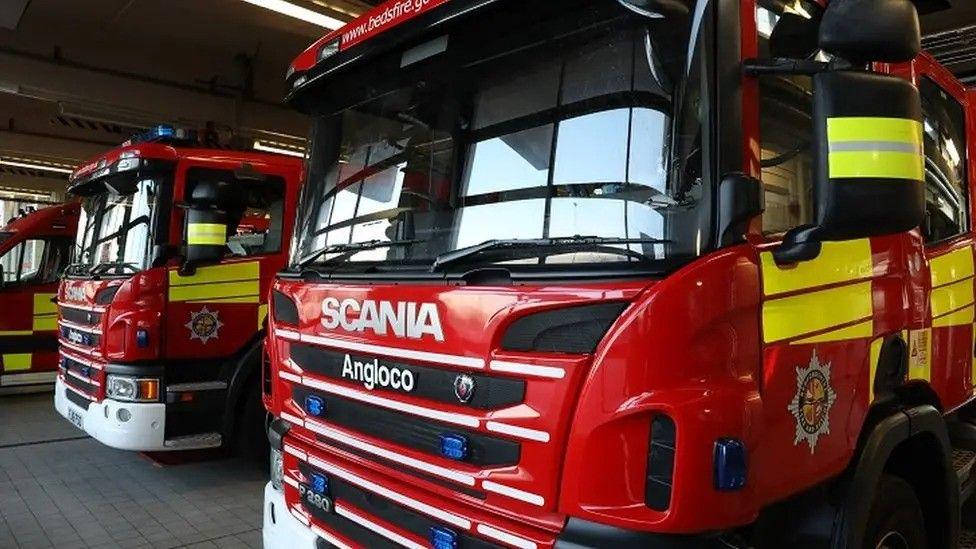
[[829, 151, 925, 180], [169, 262, 260, 286], [32, 315, 57, 332], [259, 303, 269, 329], [931, 279, 974, 318], [169, 280, 260, 303], [0, 330, 32, 337], [933, 304, 975, 328], [827, 117, 922, 144], [186, 296, 260, 304], [33, 293, 57, 315], [930, 248, 975, 288], [188, 223, 228, 246], [763, 282, 873, 343], [792, 320, 874, 345], [760, 239, 873, 296], [3, 354, 32, 371]]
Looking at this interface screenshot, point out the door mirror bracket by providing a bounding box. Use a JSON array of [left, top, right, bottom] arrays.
[[772, 225, 823, 265]]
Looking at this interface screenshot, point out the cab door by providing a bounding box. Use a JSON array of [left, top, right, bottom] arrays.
[[0, 236, 71, 388], [911, 57, 975, 410]]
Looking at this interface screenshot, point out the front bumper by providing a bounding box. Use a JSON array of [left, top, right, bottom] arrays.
[[263, 482, 321, 549], [54, 377, 220, 452]]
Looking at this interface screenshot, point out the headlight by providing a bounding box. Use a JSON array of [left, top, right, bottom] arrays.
[[106, 375, 160, 402], [270, 448, 284, 491]]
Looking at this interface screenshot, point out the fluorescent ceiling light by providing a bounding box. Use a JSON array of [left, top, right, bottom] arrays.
[[254, 141, 306, 158], [240, 0, 345, 30], [0, 158, 75, 174]]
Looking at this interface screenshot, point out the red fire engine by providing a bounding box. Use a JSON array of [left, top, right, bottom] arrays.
[[53, 126, 302, 456], [0, 202, 78, 392], [263, 0, 973, 547]]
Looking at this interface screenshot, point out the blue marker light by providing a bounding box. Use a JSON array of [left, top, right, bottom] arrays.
[[438, 433, 469, 461], [310, 472, 329, 495], [714, 438, 747, 491], [305, 395, 325, 417], [136, 329, 150, 348], [429, 526, 458, 549]]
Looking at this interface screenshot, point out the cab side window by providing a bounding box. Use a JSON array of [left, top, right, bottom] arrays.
[[757, 6, 817, 236], [0, 242, 22, 284], [0, 238, 68, 285], [919, 77, 969, 244], [185, 168, 287, 257]]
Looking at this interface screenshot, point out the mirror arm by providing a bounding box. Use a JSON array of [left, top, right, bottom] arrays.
[[743, 58, 849, 77], [772, 225, 824, 265]]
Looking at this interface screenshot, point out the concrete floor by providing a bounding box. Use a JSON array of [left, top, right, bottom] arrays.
[[0, 394, 266, 549]]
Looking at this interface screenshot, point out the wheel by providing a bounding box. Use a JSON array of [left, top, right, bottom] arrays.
[[863, 474, 927, 549], [234, 378, 270, 467]]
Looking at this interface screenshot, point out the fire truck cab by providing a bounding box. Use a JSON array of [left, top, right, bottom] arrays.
[[53, 126, 303, 455], [0, 202, 78, 392], [263, 0, 976, 547]]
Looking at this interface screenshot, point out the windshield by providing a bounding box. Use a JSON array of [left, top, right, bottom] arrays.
[[292, 0, 712, 273], [73, 174, 167, 275]]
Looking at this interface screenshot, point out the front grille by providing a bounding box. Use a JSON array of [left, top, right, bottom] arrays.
[[65, 383, 91, 410], [292, 386, 520, 468], [61, 354, 104, 401], [297, 460, 502, 549], [60, 326, 100, 348], [290, 344, 525, 410], [59, 307, 102, 326]]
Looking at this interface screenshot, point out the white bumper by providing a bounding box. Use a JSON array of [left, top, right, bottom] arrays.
[[55, 376, 168, 451], [263, 482, 320, 549]]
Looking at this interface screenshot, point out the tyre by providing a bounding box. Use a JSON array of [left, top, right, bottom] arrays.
[[235, 379, 269, 467], [863, 474, 927, 549]]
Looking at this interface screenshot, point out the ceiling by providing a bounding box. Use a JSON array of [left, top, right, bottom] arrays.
[[922, 2, 976, 84]]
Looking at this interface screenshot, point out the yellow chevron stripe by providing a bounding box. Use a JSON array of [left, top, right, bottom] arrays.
[[931, 279, 975, 319], [33, 293, 57, 315], [792, 320, 874, 345], [760, 239, 873, 297], [185, 296, 260, 304], [3, 354, 31, 371], [169, 261, 260, 287], [0, 330, 31, 337], [32, 315, 57, 332], [259, 303, 269, 329], [763, 282, 873, 343], [933, 305, 975, 328], [930, 248, 974, 288]]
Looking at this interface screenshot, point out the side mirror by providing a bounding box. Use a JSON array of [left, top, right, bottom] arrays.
[[819, 0, 921, 65], [717, 173, 764, 247]]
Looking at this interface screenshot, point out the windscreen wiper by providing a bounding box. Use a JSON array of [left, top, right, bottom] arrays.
[[429, 236, 671, 272], [88, 262, 140, 276], [298, 239, 421, 270]]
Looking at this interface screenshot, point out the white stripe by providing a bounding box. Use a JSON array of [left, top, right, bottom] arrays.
[[482, 481, 545, 506], [65, 368, 100, 386], [302, 375, 481, 429], [485, 421, 550, 443], [279, 371, 302, 383], [1, 371, 57, 386], [283, 444, 307, 460], [310, 525, 354, 549], [283, 475, 300, 489], [58, 339, 96, 357], [300, 332, 485, 370], [63, 380, 95, 401], [307, 453, 473, 527], [305, 420, 476, 486], [284, 358, 304, 374], [281, 411, 304, 426], [476, 524, 538, 549], [57, 302, 106, 313], [489, 360, 565, 379], [275, 328, 301, 341], [59, 350, 101, 369], [335, 504, 426, 549], [58, 319, 102, 334], [289, 506, 310, 526]]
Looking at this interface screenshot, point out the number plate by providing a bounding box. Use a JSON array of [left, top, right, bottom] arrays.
[[67, 408, 84, 430]]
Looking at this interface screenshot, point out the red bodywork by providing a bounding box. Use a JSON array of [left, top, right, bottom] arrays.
[[0, 202, 79, 389], [271, 0, 976, 546], [57, 142, 303, 406]]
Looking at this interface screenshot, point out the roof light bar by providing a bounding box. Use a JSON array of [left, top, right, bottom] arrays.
[[0, 158, 75, 174], [253, 140, 306, 158], [240, 0, 344, 30]]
